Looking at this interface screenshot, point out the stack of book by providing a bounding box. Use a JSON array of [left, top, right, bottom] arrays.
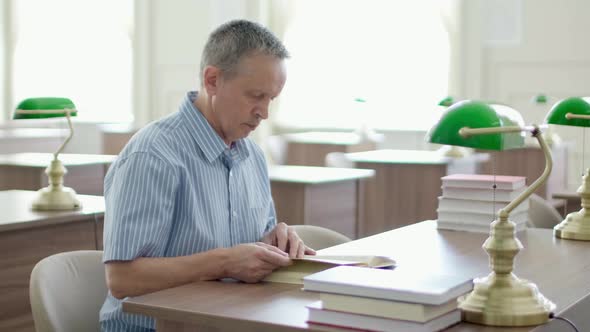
[[437, 174, 529, 233], [303, 266, 472, 332]]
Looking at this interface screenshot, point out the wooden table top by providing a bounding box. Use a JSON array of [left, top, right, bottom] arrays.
[[0, 190, 105, 232], [124, 221, 590, 331], [0, 153, 117, 167], [269, 165, 375, 184]]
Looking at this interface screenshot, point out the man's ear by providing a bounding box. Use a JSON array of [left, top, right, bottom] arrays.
[[203, 65, 220, 96]]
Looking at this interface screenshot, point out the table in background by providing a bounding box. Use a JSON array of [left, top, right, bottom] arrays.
[[479, 143, 569, 200], [269, 166, 375, 239], [0, 190, 105, 332], [553, 190, 582, 216], [98, 123, 138, 155], [124, 220, 590, 332], [0, 153, 117, 196], [283, 131, 383, 166], [344, 149, 489, 237], [0, 128, 67, 154]]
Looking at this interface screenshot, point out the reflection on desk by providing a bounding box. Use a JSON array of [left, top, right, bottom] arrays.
[[123, 221, 590, 332]]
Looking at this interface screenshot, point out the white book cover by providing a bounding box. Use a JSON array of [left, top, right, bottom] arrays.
[[303, 266, 473, 305], [441, 186, 526, 201], [437, 196, 529, 214], [307, 301, 461, 332], [441, 174, 526, 190], [437, 210, 528, 225], [437, 220, 527, 233]]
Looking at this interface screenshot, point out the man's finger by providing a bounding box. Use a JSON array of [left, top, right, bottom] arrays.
[[258, 247, 292, 266], [277, 223, 289, 252], [304, 246, 317, 255]]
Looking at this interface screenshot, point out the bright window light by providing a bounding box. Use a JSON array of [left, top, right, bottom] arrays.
[[278, 0, 449, 131], [13, 0, 133, 123]]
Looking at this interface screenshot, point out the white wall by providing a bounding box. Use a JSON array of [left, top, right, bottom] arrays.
[[457, 0, 590, 189]]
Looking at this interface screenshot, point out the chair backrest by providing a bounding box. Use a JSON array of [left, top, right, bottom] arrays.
[[324, 152, 353, 168], [291, 225, 352, 250], [528, 194, 563, 229], [30, 250, 106, 332]]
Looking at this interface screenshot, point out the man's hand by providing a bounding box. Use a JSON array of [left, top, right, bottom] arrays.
[[260, 222, 317, 258], [223, 242, 292, 283]]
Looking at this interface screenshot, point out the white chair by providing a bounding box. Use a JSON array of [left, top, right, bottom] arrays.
[[291, 225, 352, 250], [266, 135, 287, 165], [527, 194, 563, 229], [29, 250, 106, 332], [324, 152, 353, 168]]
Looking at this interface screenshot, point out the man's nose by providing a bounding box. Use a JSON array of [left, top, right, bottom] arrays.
[[255, 102, 270, 120]]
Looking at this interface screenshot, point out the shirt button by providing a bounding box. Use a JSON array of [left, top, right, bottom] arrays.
[[229, 171, 233, 177], [232, 211, 237, 217]]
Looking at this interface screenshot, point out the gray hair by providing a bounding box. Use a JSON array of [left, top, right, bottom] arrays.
[[199, 20, 289, 86]]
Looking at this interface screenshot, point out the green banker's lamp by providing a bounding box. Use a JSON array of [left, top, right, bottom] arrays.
[[13, 97, 82, 210], [533, 93, 561, 146], [427, 100, 555, 326], [545, 97, 590, 240], [436, 96, 471, 158]]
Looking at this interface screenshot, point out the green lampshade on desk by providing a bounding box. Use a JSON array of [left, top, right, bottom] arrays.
[[545, 96, 590, 240], [13, 97, 81, 210], [427, 100, 555, 327]]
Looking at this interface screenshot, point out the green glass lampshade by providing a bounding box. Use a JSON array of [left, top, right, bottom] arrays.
[[533, 94, 548, 104], [13, 97, 78, 119], [426, 100, 525, 150], [545, 97, 590, 127], [438, 96, 454, 107]]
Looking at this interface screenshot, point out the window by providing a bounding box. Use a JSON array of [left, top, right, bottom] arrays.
[[12, 0, 133, 122], [277, 0, 450, 131]]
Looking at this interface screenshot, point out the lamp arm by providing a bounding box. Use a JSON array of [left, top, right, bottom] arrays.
[[500, 126, 553, 215], [459, 125, 535, 137], [53, 110, 74, 160], [566, 113, 590, 120]]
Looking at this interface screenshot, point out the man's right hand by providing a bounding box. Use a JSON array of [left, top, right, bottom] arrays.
[[223, 242, 292, 283]]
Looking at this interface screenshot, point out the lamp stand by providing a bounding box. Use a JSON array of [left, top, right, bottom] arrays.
[[458, 126, 555, 326], [554, 168, 590, 240], [32, 110, 81, 211]]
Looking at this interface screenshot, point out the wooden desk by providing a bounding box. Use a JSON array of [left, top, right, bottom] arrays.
[[344, 149, 489, 237], [98, 123, 138, 155], [479, 144, 569, 200], [284, 131, 383, 166], [0, 190, 105, 332], [0, 128, 67, 154], [269, 166, 375, 239], [553, 190, 581, 216], [124, 221, 590, 332], [0, 153, 117, 196]]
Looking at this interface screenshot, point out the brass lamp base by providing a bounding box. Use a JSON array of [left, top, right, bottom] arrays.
[[32, 187, 82, 211], [554, 211, 590, 240], [459, 272, 555, 326]]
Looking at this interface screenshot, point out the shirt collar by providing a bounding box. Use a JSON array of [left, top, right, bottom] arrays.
[[180, 91, 250, 164]]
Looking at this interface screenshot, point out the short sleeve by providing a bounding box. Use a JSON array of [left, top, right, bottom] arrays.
[[103, 152, 179, 262], [264, 198, 277, 234]]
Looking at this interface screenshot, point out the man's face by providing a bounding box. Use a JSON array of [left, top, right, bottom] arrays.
[[208, 53, 287, 144]]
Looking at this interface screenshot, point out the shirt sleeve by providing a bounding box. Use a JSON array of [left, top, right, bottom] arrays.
[[103, 152, 179, 262], [264, 198, 277, 234]]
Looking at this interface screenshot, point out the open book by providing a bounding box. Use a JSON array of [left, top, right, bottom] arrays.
[[263, 255, 396, 285]]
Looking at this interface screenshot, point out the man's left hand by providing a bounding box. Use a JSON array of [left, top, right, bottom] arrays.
[[261, 222, 316, 258]]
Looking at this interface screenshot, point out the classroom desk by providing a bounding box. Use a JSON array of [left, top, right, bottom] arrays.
[[0, 190, 105, 332], [0, 153, 117, 196], [269, 166, 375, 239], [284, 131, 383, 166], [0, 128, 68, 154], [343, 149, 489, 237], [98, 123, 138, 155], [124, 220, 590, 332]]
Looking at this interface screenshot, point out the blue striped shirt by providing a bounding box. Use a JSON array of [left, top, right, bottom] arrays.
[[100, 91, 276, 331]]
